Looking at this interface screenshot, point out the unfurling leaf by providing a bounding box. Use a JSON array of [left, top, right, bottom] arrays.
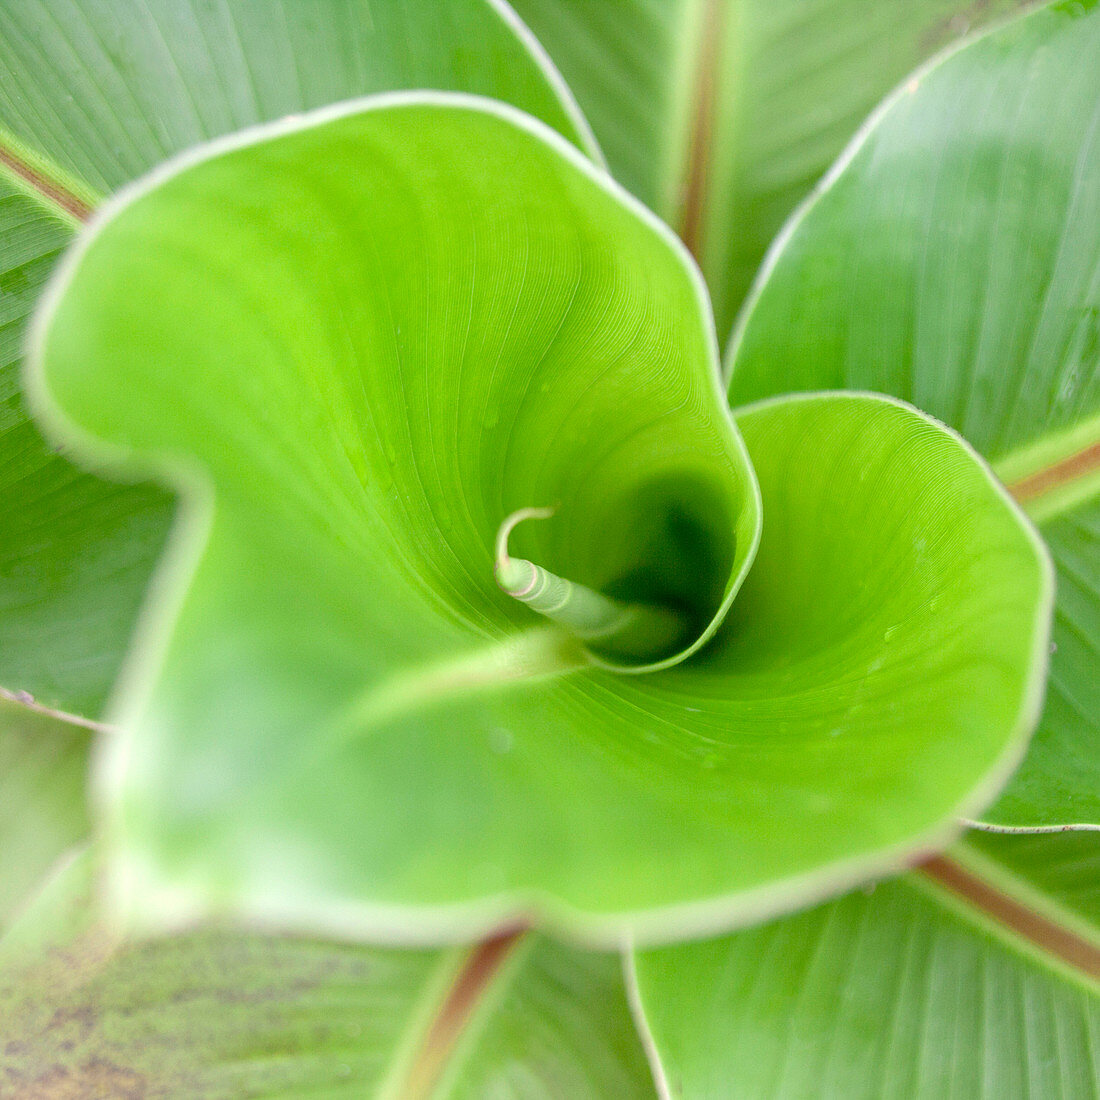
[[29, 95, 1049, 945]]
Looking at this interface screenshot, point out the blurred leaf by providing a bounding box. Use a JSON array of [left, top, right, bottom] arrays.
[[509, 0, 1034, 336], [29, 98, 1049, 941], [696, 0, 1038, 337], [505, 0, 697, 219], [727, 0, 1100, 461], [0, 175, 171, 715], [0, 856, 654, 1099], [726, 0, 1100, 830], [966, 828, 1100, 933], [632, 872, 1100, 1099], [0, 699, 89, 934], [0, 0, 598, 195], [436, 937, 655, 1098]]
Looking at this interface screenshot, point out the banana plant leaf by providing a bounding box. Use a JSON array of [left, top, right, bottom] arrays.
[[967, 827, 1100, 932], [632, 860, 1100, 1099], [509, 0, 1039, 336], [0, 698, 89, 934], [1, 0, 1096, 1094]]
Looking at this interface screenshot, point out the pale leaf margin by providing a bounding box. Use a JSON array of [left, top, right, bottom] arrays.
[[721, 389, 1057, 880], [964, 820, 1100, 834], [489, 0, 606, 167]]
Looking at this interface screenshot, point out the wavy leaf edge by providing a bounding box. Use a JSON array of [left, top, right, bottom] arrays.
[[486, 0, 607, 167]]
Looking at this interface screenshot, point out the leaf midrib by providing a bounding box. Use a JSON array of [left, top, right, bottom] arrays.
[[676, 0, 725, 261], [918, 853, 1100, 989], [0, 128, 95, 221], [1007, 439, 1100, 512], [393, 929, 528, 1100]]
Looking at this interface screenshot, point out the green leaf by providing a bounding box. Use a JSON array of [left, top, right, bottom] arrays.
[[0, 855, 655, 1099], [0, 174, 172, 715], [29, 96, 751, 939], [27, 91, 1049, 943], [726, 0, 1100, 462], [0, 699, 89, 934], [509, 0, 1034, 335], [504, 0, 699, 220], [631, 872, 1100, 1099], [0, 0, 600, 720], [725, 0, 1100, 830], [434, 937, 655, 1098], [984, 498, 1100, 826], [966, 828, 1100, 934], [0, 0, 598, 195], [697, 0, 1041, 338]]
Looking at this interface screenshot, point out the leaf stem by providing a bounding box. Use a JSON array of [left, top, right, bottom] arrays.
[[494, 507, 687, 661]]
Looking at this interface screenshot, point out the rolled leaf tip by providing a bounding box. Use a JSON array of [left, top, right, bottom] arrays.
[[493, 507, 687, 662]]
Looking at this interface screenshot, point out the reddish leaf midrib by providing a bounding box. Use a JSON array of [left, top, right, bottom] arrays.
[[1008, 439, 1100, 504], [399, 928, 526, 1099], [0, 142, 91, 221], [678, 0, 724, 261], [920, 854, 1100, 980]]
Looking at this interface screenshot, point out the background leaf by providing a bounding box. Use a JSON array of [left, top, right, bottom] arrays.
[[966, 828, 1100, 933], [509, 0, 1036, 336], [983, 498, 1100, 826], [0, 0, 598, 194], [632, 871, 1100, 1099], [0, 174, 172, 715], [727, 0, 1100, 459], [695, 0, 1039, 337], [0, 855, 655, 1099], [726, 0, 1100, 830], [433, 937, 655, 1098], [505, 0, 697, 220], [0, 699, 89, 934]]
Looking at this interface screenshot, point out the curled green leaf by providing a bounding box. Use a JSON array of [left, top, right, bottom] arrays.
[[29, 94, 1050, 945]]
